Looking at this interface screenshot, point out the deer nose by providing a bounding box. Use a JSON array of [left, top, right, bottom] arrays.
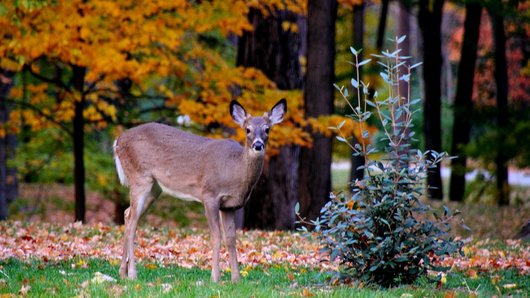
[[252, 140, 264, 151]]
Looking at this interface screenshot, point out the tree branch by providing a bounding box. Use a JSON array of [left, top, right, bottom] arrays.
[[5, 98, 73, 137], [24, 64, 72, 93]]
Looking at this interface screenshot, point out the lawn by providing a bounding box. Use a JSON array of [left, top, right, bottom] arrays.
[[1, 221, 529, 297]]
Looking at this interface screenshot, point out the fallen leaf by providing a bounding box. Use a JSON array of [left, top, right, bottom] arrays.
[[75, 260, 88, 269], [466, 269, 478, 279], [80, 280, 90, 289], [440, 273, 447, 284], [91, 272, 116, 284], [109, 259, 120, 266], [502, 283, 517, 289], [19, 284, 30, 296], [108, 284, 125, 296], [490, 275, 501, 285], [161, 283, 172, 293], [302, 288, 314, 297]]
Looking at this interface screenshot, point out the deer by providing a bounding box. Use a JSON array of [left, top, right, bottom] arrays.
[[113, 98, 286, 282]]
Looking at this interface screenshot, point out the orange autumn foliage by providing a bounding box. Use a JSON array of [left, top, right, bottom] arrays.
[[0, 0, 363, 155]]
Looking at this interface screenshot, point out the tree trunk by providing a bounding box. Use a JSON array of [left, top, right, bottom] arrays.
[[376, 0, 390, 52], [449, 3, 481, 202], [0, 108, 6, 220], [349, 3, 365, 188], [418, 0, 444, 200], [6, 133, 17, 204], [73, 66, 87, 222], [0, 69, 15, 220], [238, 9, 303, 230], [490, 11, 510, 206], [298, 0, 337, 221]]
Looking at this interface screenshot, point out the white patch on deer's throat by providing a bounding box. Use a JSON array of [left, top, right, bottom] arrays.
[[158, 182, 201, 202]]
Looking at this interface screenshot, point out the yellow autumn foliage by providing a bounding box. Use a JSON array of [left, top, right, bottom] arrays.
[[0, 0, 373, 154]]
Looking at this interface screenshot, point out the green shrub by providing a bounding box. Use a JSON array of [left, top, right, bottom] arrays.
[[298, 37, 464, 287]]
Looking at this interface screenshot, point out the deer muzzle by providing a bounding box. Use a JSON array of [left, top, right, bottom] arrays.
[[252, 139, 264, 152]]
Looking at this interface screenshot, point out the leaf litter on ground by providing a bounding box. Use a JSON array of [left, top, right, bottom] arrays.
[[1, 221, 529, 277]]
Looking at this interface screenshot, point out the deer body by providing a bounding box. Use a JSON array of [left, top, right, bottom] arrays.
[[114, 99, 286, 282], [115, 123, 264, 209]]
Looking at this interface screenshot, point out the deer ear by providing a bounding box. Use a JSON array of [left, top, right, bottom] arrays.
[[268, 98, 287, 125], [230, 100, 247, 127]]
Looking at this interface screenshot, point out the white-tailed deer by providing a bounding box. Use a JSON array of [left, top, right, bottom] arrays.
[[113, 99, 286, 282]]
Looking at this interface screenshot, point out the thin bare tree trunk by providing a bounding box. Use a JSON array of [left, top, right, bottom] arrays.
[[376, 0, 390, 52], [418, 0, 445, 200], [0, 69, 14, 220], [73, 66, 87, 222], [449, 3, 482, 202], [490, 10, 510, 206]]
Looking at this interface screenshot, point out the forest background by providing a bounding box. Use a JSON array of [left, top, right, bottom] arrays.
[[0, 0, 529, 237]]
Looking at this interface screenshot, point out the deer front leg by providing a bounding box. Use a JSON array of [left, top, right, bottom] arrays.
[[204, 201, 222, 282], [221, 210, 240, 282]]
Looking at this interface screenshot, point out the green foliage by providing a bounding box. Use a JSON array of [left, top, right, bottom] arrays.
[[465, 104, 530, 169], [302, 37, 464, 287]]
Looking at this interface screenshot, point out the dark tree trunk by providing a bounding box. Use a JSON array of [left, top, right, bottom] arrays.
[[490, 11, 510, 206], [449, 3, 482, 202], [418, 0, 444, 200], [73, 66, 87, 222], [0, 105, 6, 220], [376, 0, 390, 52], [350, 3, 365, 188], [238, 9, 303, 230], [0, 69, 15, 220], [6, 133, 17, 204], [298, 0, 337, 221]]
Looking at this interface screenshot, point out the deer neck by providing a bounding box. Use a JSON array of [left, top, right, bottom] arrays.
[[241, 146, 265, 188]]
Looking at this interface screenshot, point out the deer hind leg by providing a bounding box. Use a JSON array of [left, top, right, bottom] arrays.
[[221, 210, 240, 282], [204, 201, 222, 282], [120, 178, 160, 279]]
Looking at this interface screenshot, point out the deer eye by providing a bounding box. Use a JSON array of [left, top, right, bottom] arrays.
[[246, 128, 251, 134], [265, 127, 270, 134]]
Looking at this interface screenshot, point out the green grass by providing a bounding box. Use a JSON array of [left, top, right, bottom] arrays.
[[1, 259, 529, 297], [332, 168, 350, 191]]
